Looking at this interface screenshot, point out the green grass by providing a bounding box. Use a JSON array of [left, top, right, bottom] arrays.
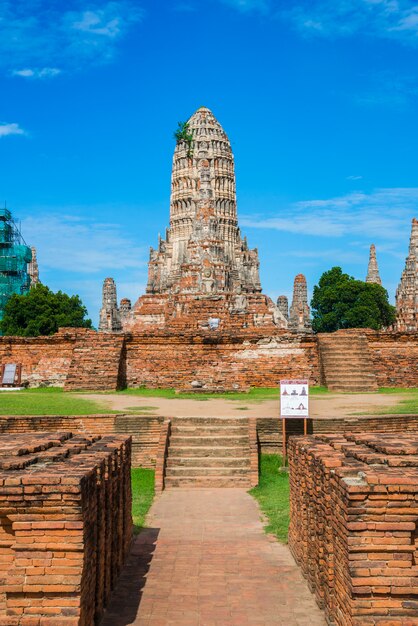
[[378, 387, 418, 394], [356, 388, 418, 415], [378, 396, 418, 414], [0, 387, 117, 415], [117, 386, 329, 401], [249, 454, 290, 543], [131, 467, 155, 533]]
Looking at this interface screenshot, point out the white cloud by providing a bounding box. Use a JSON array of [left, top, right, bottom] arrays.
[[283, 0, 418, 44], [71, 9, 124, 38], [241, 187, 418, 239], [12, 67, 61, 79], [347, 175, 363, 180], [0, 123, 26, 137], [0, 1, 143, 76], [220, 0, 270, 13], [21, 213, 148, 274]]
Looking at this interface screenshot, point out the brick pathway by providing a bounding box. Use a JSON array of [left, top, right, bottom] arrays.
[[101, 489, 326, 626]]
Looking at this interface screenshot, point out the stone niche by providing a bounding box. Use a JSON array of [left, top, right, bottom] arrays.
[[288, 433, 418, 626], [0, 432, 132, 626]]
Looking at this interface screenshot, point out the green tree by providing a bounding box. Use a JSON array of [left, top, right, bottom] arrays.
[[311, 266, 396, 333], [0, 284, 93, 337]]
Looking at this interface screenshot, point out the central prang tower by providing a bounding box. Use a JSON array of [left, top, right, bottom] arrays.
[[122, 106, 287, 332], [146, 106, 262, 296]]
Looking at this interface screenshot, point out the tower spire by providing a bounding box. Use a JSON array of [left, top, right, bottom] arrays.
[[395, 218, 418, 332], [365, 244, 382, 285]]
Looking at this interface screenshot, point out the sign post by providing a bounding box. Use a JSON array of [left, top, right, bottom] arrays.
[[280, 379, 309, 468]]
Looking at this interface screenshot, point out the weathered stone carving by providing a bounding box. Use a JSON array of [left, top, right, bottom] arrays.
[[28, 246, 40, 287], [277, 295, 289, 321], [289, 274, 312, 333], [119, 298, 132, 325], [395, 218, 418, 332], [98, 277, 122, 332], [123, 107, 287, 332], [145, 108, 262, 296], [365, 243, 382, 285]]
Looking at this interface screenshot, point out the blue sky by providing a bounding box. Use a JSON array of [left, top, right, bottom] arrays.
[[1, 0, 417, 324]]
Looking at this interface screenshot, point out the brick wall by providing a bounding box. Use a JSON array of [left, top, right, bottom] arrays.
[[367, 331, 418, 388], [0, 415, 163, 468], [0, 330, 75, 387], [0, 431, 132, 626], [125, 331, 320, 390], [0, 327, 417, 391], [2, 414, 418, 468], [258, 414, 418, 453], [288, 433, 418, 626]]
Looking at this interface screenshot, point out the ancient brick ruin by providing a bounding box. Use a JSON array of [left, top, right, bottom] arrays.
[[98, 277, 122, 333], [0, 326, 417, 391], [365, 243, 382, 285], [288, 433, 418, 626], [289, 274, 312, 333], [100, 107, 288, 334], [0, 431, 132, 625], [27, 247, 39, 288], [396, 218, 418, 332]]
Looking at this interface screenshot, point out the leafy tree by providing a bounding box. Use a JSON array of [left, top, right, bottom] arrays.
[[0, 284, 93, 337], [311, 266, 396, 333]]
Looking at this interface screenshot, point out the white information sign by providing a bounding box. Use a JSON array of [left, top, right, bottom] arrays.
[[2, 364, 17, 386], [280, 379, 309, 418]]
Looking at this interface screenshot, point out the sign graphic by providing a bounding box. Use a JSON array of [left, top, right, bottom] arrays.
[[280, 379, 309, 418]]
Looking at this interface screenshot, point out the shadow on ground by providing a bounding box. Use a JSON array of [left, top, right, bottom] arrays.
[[100, 527, 159, 626]]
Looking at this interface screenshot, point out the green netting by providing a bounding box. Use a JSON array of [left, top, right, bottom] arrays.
[[0, 258, 19, 272], [14, 244, 32, 264], [0, 224, 13, 243], [0, 211, 32, 326], [0, 208, 12, 221]]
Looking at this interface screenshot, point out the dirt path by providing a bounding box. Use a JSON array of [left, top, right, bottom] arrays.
[[100, 489, 326, 626], [83, 391, 403, 419]]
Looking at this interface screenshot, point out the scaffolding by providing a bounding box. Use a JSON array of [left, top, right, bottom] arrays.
[[0, 207, 32, 323]]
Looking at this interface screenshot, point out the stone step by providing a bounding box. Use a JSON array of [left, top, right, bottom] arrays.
[[169, 435, 249, 446], [319, 339, 367, 345], [171, 425, 247, 436], [166, 457, 250, 468], [165, 466, 249, 477], [321, 351, 370, 363], [168, 446, 249, 458], [327, 371, 375, 383], [328, 384, 378, 393], [164, 476, 251, 488], [172, 417, 247, 426], [318, 335, 367, 342]]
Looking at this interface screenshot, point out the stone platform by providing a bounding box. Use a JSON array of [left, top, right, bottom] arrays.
[[0, 432, 132, 626]]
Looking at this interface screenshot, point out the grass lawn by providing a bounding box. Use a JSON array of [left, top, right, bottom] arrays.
[[379, 390, 418, 414], [249, 454, 290, 543], [131, 467, 155, 533], [0, 387, 117, 415], [117, 386, 329, 401]]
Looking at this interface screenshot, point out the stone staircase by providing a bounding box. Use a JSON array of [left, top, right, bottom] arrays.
[[164, 417, 255, 488], [64, 334, 125, 391], [318, 331, 378, 392]]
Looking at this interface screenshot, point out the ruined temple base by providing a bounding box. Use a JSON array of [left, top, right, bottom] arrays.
[[0, 432, 132, 625], [0, 327, 417, 392], [289, 433, 418, 626], [123, 291, 286, 333]]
